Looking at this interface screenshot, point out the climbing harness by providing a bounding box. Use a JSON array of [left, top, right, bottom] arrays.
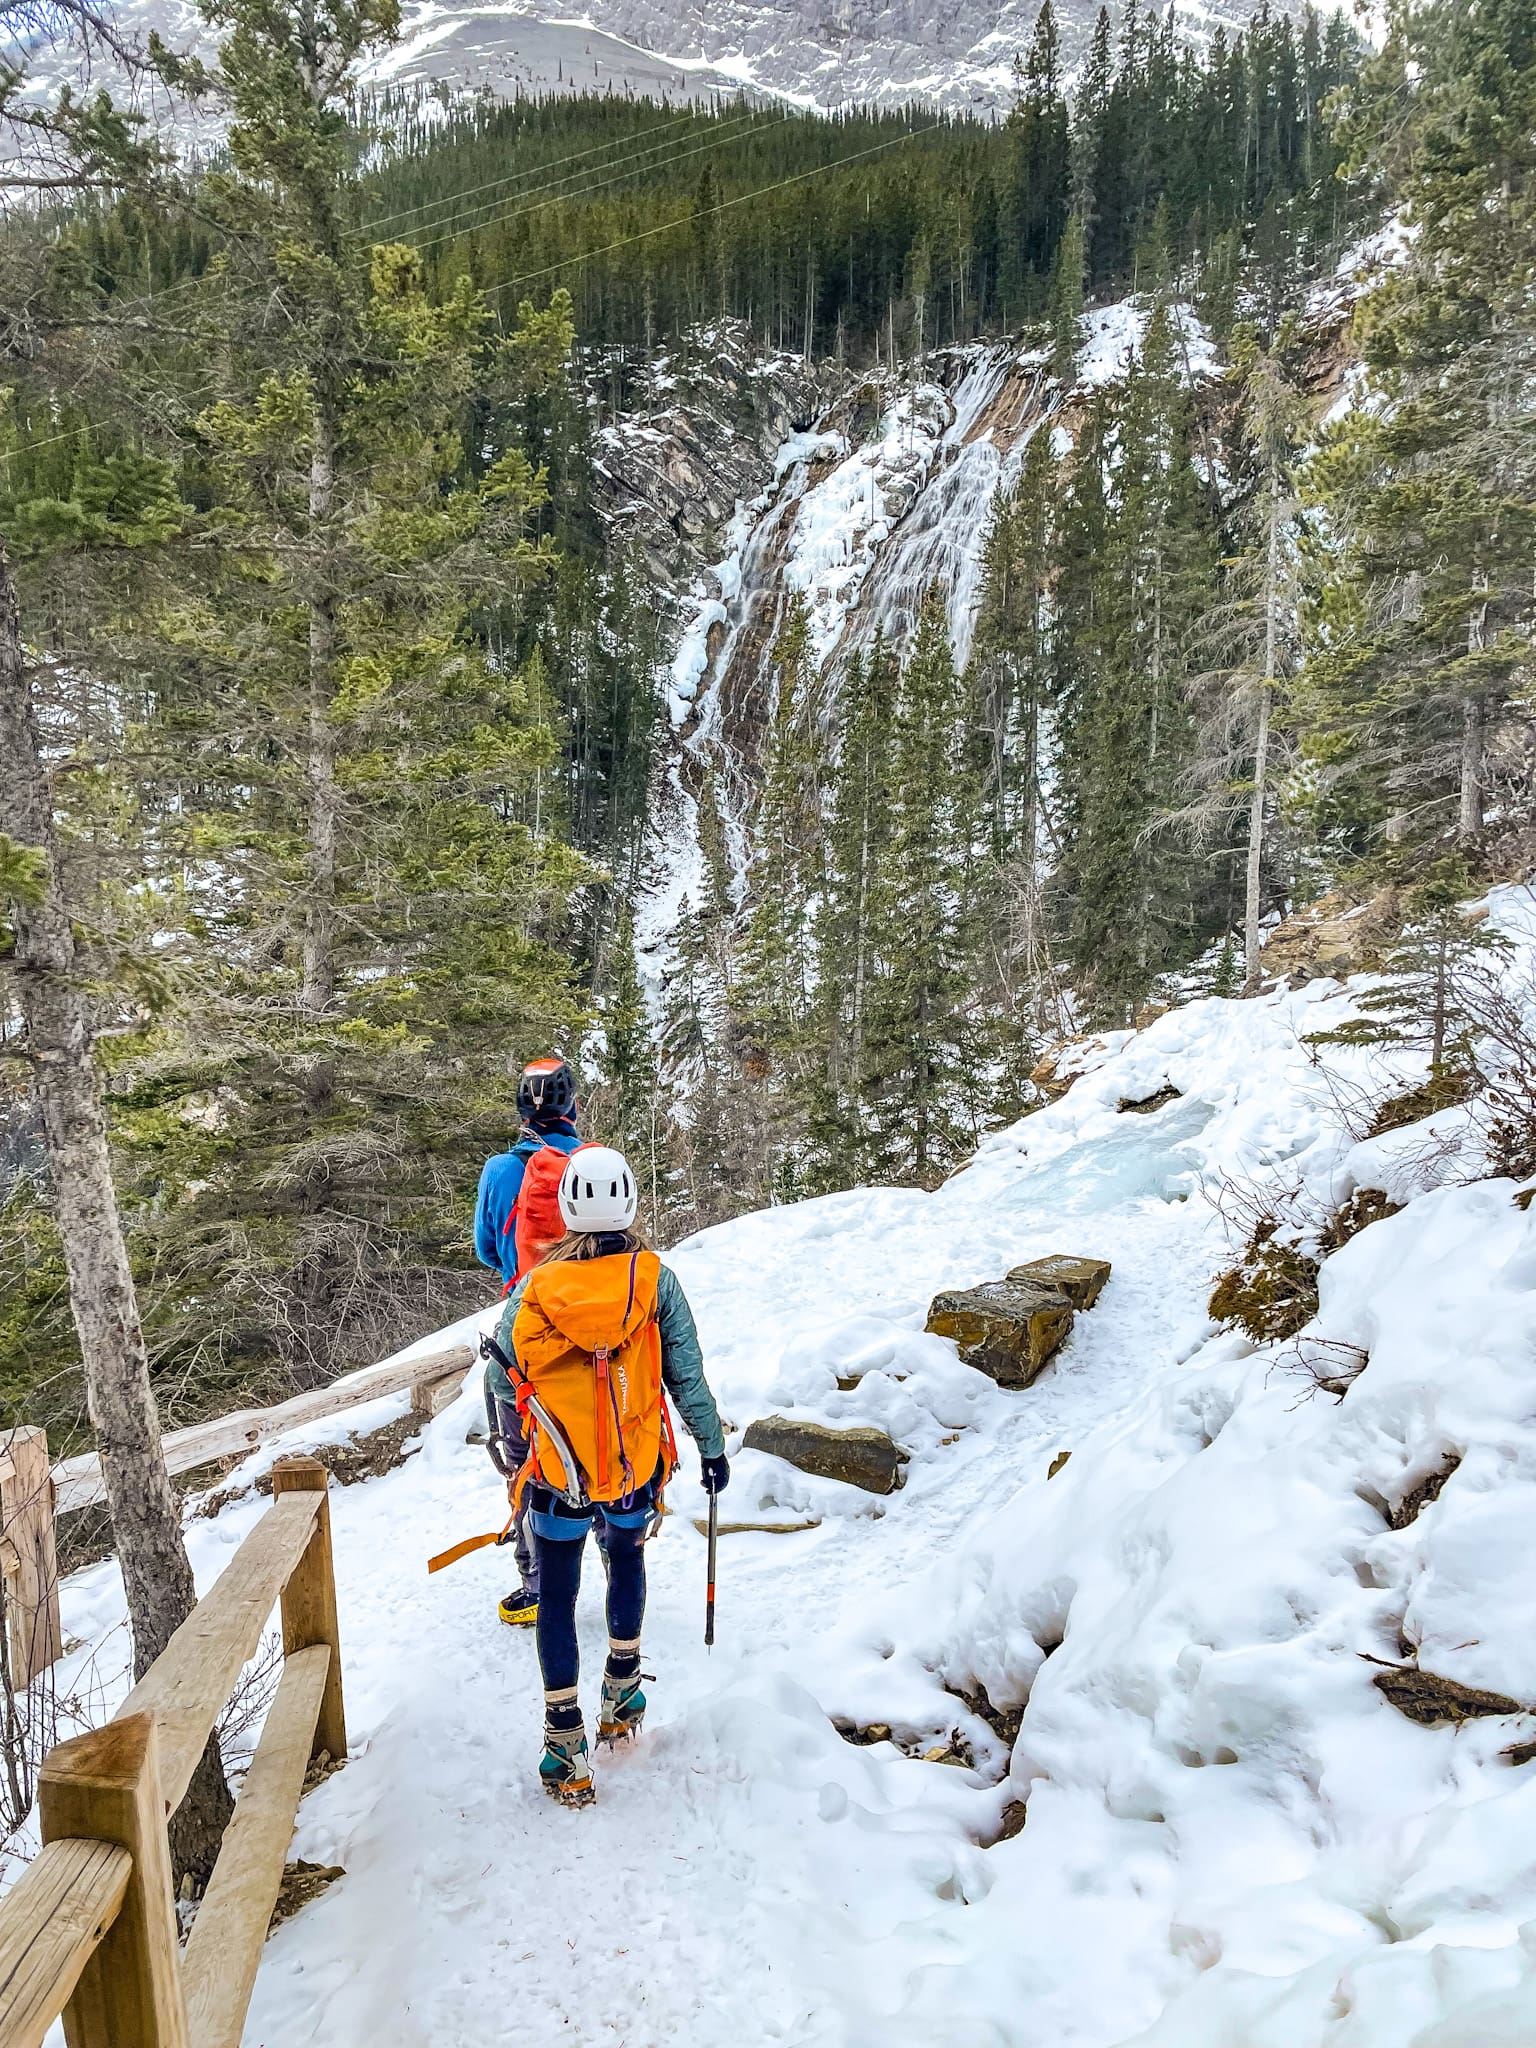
[[481, 1331, 590, 1511]]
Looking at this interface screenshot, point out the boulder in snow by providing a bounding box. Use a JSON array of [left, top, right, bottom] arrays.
[[1007, 1253, 1112, 1310], [741, 1416, 907, 1494], [925, 1279, 1074, 1388]]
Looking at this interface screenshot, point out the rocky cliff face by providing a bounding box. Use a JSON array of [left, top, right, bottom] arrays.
[[373, 0, 1286, 113], [613, 275, 1363, 980], [66, 0, 1304, 121]]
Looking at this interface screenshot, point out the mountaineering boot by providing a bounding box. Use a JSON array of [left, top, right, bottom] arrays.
[[598, 1647, 646, 1747], [540, 1702, 595, 1808], [498, 1583, 538, 1627]]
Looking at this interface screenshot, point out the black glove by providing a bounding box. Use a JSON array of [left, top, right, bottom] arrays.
[[701, 1453, 730, 1495]]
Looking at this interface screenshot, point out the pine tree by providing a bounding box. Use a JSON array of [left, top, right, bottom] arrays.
[[966, 429, 1060, 1050], [1298, 0, 1536, 869], [815, 640, 893, 1180], [1057, 304, 1220, 1019], [736, 593, 823, 1084], [1181, 330, 1309, 987], [125, 1, 590, 1387], [866, 589, 968, 1182], [1049, 211, 1087, 381], [1003, 0, 1071, 313], [1307, 861, 1505, 1082], [0, 0, 239, 1881]]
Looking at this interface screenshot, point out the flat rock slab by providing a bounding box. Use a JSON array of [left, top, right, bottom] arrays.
[[1007, 1254, 1112, 1310], [741, 1416, 907, 1495], [926, 1280, 1074, 1389]]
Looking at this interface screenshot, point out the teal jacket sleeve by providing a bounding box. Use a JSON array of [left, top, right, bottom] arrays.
[[656, 1263, 725, 1460], [486, 1278, 529, 1409]]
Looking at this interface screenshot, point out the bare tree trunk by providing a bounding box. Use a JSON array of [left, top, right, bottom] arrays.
[[1459, 696, 1485, 840], [1460, 580, 1488, 842], [0, 545, 231, 1877], [1244, 473, 1281, 992]]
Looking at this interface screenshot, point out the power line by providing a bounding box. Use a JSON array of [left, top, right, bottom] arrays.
[[109, 99, 769, 320], [7, 114, 950, 465], [401, 107, 794, 264], [486, 116, 952, 296]]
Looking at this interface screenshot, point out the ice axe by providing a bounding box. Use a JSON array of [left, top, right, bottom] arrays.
[[705, 1487, 718, 1650]]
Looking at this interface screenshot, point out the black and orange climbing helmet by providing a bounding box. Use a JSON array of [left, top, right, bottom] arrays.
[[517, 1057, 577, 1124]]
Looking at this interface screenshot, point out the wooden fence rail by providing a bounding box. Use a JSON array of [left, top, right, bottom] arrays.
[[0, 1455, 345, 2048], [54, 1342, 474, 1517]]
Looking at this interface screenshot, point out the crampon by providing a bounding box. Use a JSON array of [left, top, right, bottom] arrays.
[[540, 1720, 595, 1807], [597, 1664, 649, 1748]]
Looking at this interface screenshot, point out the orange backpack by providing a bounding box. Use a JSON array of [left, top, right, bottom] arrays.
[[506, 1142, 587, 1283], [511, 1250, 678, 1507]]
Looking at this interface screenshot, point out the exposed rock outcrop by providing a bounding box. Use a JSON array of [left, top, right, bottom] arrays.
[[928, 1253, 1112, 1388], [592, 326, 838, 597], [742, 1415, 907, 1494], [1256, 889, 1403, 986]]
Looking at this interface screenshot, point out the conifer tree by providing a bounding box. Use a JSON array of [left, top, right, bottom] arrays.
[[1298, 0, 1536, 867], [736, 593, 823, 1085], [966, 430, 1059, 1046], [866, 589, 968, 1182], [1057, 305, 1220, 1019], [815, 640, 893, 1178], [1180, 330, 1308, 986], [129, 0, 589, 1385], [1003, 0, 1070, 313], [0, 0, 237, 1879]]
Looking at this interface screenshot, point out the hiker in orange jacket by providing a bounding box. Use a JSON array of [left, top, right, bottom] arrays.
[[486, 1145, 728, 1807]]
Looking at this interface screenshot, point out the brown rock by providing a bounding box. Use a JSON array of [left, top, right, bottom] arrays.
[[1029, 1046, 1077, 1102], [1256, 888, 1405, 986], [1008, 1254, 1112, 1310], [742, 1415, 907, 1494], [926, 1280, 1074, 1389]]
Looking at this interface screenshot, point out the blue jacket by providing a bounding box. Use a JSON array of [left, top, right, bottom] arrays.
[[489, 1255, 725, 1462], [474, 1120, 582, 1285]]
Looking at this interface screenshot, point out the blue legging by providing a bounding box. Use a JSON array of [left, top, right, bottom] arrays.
[[532, 1515, 647, 1694]]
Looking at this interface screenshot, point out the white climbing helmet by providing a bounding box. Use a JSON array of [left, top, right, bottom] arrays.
[[557, 1145, 638, 1233]]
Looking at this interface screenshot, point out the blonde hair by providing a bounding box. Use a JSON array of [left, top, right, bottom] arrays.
[[539, 1226, 649, 1265]]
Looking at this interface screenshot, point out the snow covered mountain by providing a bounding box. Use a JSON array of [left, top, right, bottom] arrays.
[[38, 883, 1536, 2045], [92, 0, 1319, 115]]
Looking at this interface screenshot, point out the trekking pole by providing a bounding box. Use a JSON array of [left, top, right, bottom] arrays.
[[705, 1488, 719, 1651]]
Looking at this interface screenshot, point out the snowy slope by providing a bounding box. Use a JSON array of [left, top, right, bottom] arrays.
[[39, 886, 1536, 2047], [64, 0, 1298, 117]]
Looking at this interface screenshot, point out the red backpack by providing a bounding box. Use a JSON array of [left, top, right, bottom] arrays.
[[505, 1142, 590, 1284]]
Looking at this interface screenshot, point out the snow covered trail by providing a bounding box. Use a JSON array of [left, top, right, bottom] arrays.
[[228, 1069, 1226, 2046], [47, 930, 1536, 2045]]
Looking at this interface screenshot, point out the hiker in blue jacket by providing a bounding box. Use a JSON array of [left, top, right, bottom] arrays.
[[475, 1057, 584, 1627], [474, 1057, 584, 1290]]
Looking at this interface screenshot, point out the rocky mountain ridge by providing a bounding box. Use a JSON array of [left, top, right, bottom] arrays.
[[45, 0, 1333, 121]]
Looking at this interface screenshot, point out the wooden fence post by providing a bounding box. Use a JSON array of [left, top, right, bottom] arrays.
[[39, 1712, 189, 2048], [269, 1458, 346, 1766], [0, 1425, 62, 1690]]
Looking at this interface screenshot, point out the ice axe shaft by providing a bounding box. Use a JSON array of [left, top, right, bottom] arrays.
[[705, 1489, 718, 1650]]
